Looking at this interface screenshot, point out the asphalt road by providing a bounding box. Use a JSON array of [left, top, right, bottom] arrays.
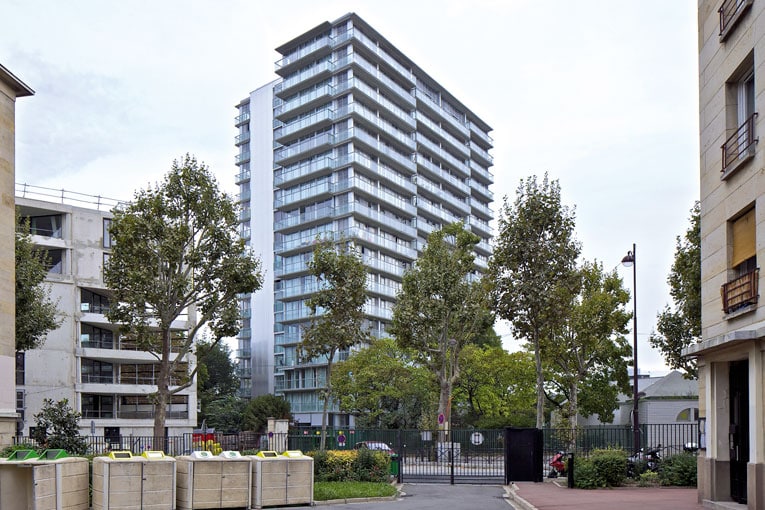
[[311, 483, 514, 510]]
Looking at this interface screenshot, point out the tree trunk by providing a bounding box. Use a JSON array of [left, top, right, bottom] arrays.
[[534, 333, 545, 428], [153, 329, 172, 451], [319, 353, 334, 450], [568, 380, 578, 451]]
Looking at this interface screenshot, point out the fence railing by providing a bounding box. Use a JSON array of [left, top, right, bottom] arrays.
[[13, 424, 698, 459]]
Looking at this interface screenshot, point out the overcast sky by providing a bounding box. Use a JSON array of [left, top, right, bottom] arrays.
[[2, 0, 700, 375]]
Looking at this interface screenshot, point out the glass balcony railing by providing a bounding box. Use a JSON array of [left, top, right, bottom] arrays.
[[235, 132, 250, 145], [414, 89, 469, 136], [274, 83, 334, 118], [235, 168, 251, 183], [345, 53, 415, 107], [235, 152, 251, 164], [274, 205, 333, 231], [416, 134, 469, 176], [415, 111, 470, 157], [336, 77, 415, 129], [275, 35, 332, 71], [342, 128, 416, 172], [469, 215, 493, 237], [471, 200, 493, 220], [468, 121, 494, 147], [275, 155, 335, 186], [274, 180, 332, 209], [470, 159, 494, 183], [274, 108, 334, 141], [416, 154, 471, 196], [470, 179, 494, 201], [275, 60, 334, 96], [363, 255, 406, 278], [418, 200, 464, 225], [274, 132, 334, 163], [335, 103, 415, 151], [235, 111, 250, 125], [336, 201, 417, 238], [470, 140, 494, 165]]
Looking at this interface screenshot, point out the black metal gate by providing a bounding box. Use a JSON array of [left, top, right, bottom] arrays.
[[397, 429, 505, 484]]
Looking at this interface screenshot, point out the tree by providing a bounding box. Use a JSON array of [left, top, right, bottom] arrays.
[[31, 398, 87, 455], [544, 261, 632, 431], [203, 395, 245, 433], [390, 222, 488, 434], [488, 174, 580, 427], [331, 337, 436, 428], [15, 211, 61, 351], [196, 337, 239, 427], [453, 345, 536, 428], [104, 154, 263, 440], [649, 202, 701, 378], [300, 240, 370, 449], [242, 394, 292, 433]]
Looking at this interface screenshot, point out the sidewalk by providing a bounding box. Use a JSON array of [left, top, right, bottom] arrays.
[[506, 479, 704, 510]]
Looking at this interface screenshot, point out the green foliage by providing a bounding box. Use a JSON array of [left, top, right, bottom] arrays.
[[638, 470, 660, 487], [488, 174, 580, 427], [659, 453, 697, 486], [31, 399, 87, 455], [313, 481, 397, 501], [242, 394, 291, 433], [203, 395, 245, 433], [309, 449, 390, 483], [104, 154, 263, 438], [545, 261, 632, 428], [589, 448, 628, 487], [332, 338, 435, 428], [390, 222, 488, 429], [650, 202, 700, 378], [0, 442, 40, 458], [573, 458, 605, 489], [196, 337, 239, 429], [15, 211, 61, 351], [453, 346, 536, 428]]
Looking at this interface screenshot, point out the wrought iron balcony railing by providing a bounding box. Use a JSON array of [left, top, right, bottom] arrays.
[[721, 113, 757, 173], [721, 268, 759, 314]]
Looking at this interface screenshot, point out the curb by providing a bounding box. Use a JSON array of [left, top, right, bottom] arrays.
[[504, 483, 537, 510]]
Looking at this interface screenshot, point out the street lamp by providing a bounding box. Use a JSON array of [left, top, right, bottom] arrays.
[[621, 243, 640, 453]]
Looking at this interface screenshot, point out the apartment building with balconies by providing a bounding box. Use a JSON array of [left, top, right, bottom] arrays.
[[685, 1, 765, 507], [15, 188, 198, 440], [235, 13, 494, 427]]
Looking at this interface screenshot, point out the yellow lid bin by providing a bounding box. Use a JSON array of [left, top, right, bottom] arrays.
[[108, 451, 133, 460], [93, 451, 176, 510], [249, 450, 313, 509]]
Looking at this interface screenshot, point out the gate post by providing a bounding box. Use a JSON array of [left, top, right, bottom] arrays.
[[450, 438, 455, 485]]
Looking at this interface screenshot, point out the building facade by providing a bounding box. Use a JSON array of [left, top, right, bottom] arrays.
[[15, 189, 198, 440], [686, 1, 765, 507], [0, 64, 33, 447], [235, 13, 494, 427]]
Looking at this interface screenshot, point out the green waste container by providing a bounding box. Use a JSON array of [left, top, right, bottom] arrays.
[[390, 454, 399, 476]]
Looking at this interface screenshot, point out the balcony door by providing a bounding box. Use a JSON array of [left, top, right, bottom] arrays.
[[729, 360, 749, 504]]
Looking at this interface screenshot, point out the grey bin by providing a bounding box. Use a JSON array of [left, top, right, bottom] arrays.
[[92, 451, 176, 510], [0, 453, 89, 510], [175, 451, 252, 510], [249, 450, 314, 509]]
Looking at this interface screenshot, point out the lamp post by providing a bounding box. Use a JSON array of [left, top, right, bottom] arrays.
[[621, 244, 639, 453]]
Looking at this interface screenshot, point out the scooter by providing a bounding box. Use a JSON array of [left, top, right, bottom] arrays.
[[547, 450, 567, 478], [627, 444, 662, 477]]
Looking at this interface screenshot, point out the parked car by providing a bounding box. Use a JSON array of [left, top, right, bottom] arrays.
[[354, 441, 395, 455]]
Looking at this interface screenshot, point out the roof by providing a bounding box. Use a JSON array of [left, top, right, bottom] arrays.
[[641, 371, 698, 399], [0, 63, 34, 97]]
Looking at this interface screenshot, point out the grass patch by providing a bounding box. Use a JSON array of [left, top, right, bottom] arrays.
[[314, 481, 398, 501]]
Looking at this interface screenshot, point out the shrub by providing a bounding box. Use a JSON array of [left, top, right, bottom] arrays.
[[573, 458, 605, 489], [589, 448, 628, 487], [0, 442, 40, 458], [638, 470, 660, 487], [659, 453, 697, 486], [308, 449, 390, 482]]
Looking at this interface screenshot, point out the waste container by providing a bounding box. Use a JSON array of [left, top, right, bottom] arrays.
[[249, 450, 313, 509], [176, 451, 251, 510], [390, 454, 400, 476], [92, 450, 176, 510], [0, 450, 88, 510]]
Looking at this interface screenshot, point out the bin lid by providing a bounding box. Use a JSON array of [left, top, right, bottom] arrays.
[[256, 451, 279, 458], [190, 450, 214, 459], [219, 451, 241, 458], [39, 449, 68, 460], [7, 449, 38, 461], [142, 451, 165, 460], [281, 450, 305, 458], [108, 451, 133, 460]]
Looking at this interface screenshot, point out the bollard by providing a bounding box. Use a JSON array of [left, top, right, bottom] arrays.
[[567, 452, 575, 488]]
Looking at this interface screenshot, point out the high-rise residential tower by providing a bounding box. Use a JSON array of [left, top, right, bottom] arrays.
[[235, 13, 494, 427]]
